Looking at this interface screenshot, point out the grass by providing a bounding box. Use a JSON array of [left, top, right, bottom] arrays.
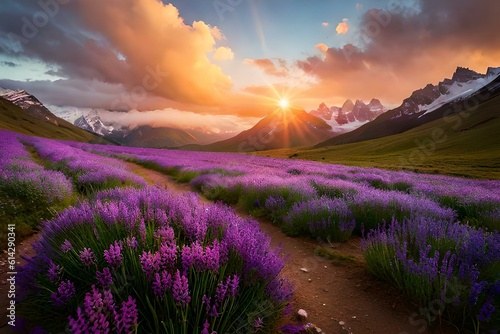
[[253, 95, 500, 180]]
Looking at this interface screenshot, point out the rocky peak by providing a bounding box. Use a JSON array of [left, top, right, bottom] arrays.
[[451, 67, 484, 83], [341, 99, 354, 113]]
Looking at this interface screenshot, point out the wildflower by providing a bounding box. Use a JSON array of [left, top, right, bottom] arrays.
[[96, 267, 113, 288], [172, 270, 191, 306], [47, 261, 63, 283], [140, 251, 161, 278], [152, 271, 172, 297], [51, 280, 75, 306], [61, 240, 73, 253], [104, 241, 123, 269], [125, 236, 138, 249], [115, 296, 138, 334], [79, 248, 96, 267]]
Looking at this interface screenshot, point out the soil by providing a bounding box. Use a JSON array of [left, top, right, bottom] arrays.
[[0, 162, 462, 333]]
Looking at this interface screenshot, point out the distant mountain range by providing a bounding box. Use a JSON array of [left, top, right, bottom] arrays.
[[2, 65, 499, 154], [316, 66, 500, 148], [310, 98, 385, 132]]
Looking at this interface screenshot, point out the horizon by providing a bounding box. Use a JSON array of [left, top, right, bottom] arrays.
[[1, 0, 500, 134]]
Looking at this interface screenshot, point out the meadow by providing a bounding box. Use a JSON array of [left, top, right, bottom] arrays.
[[1, 129, 499, 333]]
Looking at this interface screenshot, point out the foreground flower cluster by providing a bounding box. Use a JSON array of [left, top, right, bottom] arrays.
[[72, 141, 500, 330], [18, 187, 292, 333]]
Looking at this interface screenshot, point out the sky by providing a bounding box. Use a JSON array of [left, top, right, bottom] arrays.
[[0, 0, 499, 134]]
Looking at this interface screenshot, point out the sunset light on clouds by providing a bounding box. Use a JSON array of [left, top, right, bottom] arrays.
[[1, 0, 500, 133]]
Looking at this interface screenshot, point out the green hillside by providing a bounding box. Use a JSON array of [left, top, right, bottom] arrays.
[[0, 97, 111, 143], [256, 94, 500, 179]]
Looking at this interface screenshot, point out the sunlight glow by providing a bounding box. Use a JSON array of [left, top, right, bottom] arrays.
[[278, 98, 289, 109]]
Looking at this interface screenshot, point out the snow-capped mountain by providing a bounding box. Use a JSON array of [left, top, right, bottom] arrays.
[[0, 88, 61, 125], [74, 110, 116, 136], [392, 67, 500, 119], [310, 98, 385, 133], [316, 66, 500, 147]]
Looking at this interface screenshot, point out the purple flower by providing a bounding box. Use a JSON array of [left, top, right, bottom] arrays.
[[47, 261, 63, 283], [104, 241, 123, 269], [254, 317, 263, 330], [115, 296, 138, 334], [477, 298, 495, 322], [140, 251, 161, 278], [159, 242, 177, 270], [51, 280, 75, 306], [96, 267, 113, 288], [125, 236, 138, 249], [172, 270, 191, 306], [201, 320, 212, 334], [79, 248, 96, 267], [469, 281, 487, 306], [61, 239, 73, 253], [68, 307, 89, 333], [152, 271, 172, 297]]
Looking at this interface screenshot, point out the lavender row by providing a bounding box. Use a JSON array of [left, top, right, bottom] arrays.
[[17, 186, 292, 333], [24, 136, 147, 193], [363, 217, 500, 330]]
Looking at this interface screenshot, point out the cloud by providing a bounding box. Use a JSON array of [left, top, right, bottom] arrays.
[[243, 58, 289, 77], [211, 26, 225, 40], [1, 61, 17, 67], [0, 0, 232, 108], [213, 46, 234, 61], [336, 19, 349, 34], [296, 0, 500, 104], [322, 22, 329, 27], [315, 43, 328, 53]]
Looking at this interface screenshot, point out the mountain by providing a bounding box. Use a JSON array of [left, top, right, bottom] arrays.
[[309, 98, 385, 132], [121, 126, 197, 148], [0, 95, 110, 144], [183, 107, 334, 152], [74, 110, 116, 136], [0, 89, 64, 126], [316, 66, 500, 148]]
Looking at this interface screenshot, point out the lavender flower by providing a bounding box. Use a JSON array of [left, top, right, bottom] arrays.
[[477, 297, 495, 322], [96, 267, 113, 288], [104, 241, 123, 269], [125, 236, 138, 249], [47, 261, 63, 283], [115, 296, 138, 334], [140, 251, 161, 278], [61, 239, 73, 253], [172, 270, 191, 306], [51, 280, 75, 306], [152, 271, 172, 297], [79, 248, 96, 267]]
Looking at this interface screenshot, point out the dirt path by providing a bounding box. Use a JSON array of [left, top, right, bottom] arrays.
[[124, 162, 460, 334]]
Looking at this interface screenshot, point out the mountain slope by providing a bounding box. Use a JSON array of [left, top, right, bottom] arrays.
[[316, 67, 500, 148], [183, 107, 334, 152], [121, 126, 197, 148], [0, 96, 111, 143]]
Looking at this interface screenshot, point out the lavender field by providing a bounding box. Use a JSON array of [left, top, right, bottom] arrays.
[[1, 129, 499, 333]]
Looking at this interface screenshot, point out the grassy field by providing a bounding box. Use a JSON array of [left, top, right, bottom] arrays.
[[255, 94, 500, 180]]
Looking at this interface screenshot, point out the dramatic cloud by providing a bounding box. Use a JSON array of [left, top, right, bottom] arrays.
[[336, 19, 349, 35], [297, 0, 500, 104], [243, 58, 289, 77], [0, 0, 232, 108], [213, 47, 234, 61]]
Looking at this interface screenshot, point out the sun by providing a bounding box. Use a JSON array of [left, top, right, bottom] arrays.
[[278, 98, 289, 109]]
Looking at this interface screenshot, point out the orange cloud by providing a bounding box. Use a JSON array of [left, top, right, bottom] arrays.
[[78, 0, 232, 106], [315, 43, 329, 53], [243, 58, 289, 77], [213, 47, 234, 61], [336, 19, 349, 34]]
